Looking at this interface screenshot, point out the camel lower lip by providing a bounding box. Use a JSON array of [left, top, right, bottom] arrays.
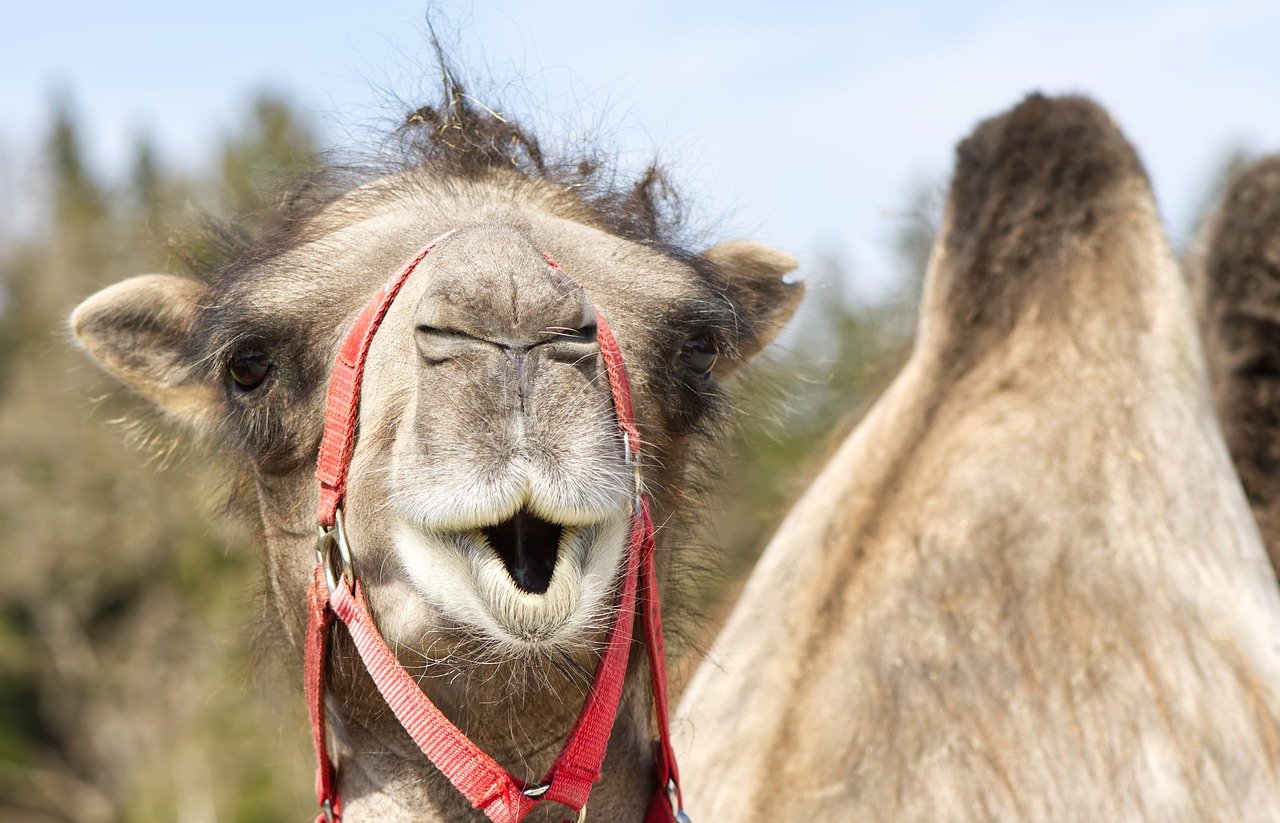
[[481, 509, 563, 594]]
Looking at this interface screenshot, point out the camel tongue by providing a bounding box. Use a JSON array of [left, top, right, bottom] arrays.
[[482, 509, 562, 594]]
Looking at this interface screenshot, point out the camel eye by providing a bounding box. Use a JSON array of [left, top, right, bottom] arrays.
[[680, 336, 717, 379], [228, 349, 272, 391]]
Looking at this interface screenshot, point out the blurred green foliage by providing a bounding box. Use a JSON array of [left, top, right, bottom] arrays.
[[0, 94, 317, 822]]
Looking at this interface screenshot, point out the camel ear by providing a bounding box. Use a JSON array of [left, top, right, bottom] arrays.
[[71, 274, 217, 425], [699, 240, 804, 376]]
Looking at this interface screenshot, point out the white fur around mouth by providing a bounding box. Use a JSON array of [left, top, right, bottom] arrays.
[[392, 513, 629, 649]]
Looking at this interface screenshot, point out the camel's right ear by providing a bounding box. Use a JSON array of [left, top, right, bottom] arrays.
[[70, 274, 217, 425], [699, 240, 804, 377]]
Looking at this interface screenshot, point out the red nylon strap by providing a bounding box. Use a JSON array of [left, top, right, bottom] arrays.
[[305, 567, 339, 823], [305, 239, 683, 822], [315, 234, 454, 528], [640, 500, 682, 816], [329, 576, 542, 822]]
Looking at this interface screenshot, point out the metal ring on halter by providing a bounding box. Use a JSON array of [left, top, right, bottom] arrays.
[[518, 786, 587, 822], [668, 778, 691, 823], [321, 797, 336, 823], [622, 432, 643, 512], [315, 509, 355, 594]]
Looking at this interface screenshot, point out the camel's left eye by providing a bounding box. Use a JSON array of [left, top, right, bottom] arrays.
[[680, 336, 717, 379], [228, 349, 272, 391]]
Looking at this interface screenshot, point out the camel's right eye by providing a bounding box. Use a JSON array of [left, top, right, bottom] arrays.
[[228, 349, 272, 391], [680, 336, 718, 380]]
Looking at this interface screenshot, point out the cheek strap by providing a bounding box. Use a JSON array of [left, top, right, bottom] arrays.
[[304, 236, 687, 823]]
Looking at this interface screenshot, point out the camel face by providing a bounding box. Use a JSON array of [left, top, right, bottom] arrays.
[[71, 171, 801, 667], [68, 89, 807, 817], [283, 212, 711, 656], [362, 223, 635, 649]]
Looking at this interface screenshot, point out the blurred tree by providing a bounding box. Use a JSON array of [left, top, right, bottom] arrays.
[[129, 137, 163, 228], [48, 96, 106, 235], [220, 95, 320, 218], [0, 92, 317, 823]]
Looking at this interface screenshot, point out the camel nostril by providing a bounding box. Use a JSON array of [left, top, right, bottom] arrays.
[[481, 509, 563, 594]]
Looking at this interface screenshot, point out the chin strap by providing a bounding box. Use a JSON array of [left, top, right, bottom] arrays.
[[303, 237, 686, 823]]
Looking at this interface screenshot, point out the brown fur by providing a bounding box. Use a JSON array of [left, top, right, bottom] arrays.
[[1194, 155, 1280, 573], [940, 94, 1147, 372], [677, 94, 1280, 821]]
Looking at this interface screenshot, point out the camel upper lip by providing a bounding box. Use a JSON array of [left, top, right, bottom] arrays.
[[481, 508, 563, 594]]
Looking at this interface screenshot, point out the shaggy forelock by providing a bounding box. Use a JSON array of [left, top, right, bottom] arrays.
[[182, 60, 693, 300], [165, 56, 727, 468]]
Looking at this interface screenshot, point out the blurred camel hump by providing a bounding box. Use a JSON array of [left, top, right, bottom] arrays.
[[1194, 154, 1280, 573], [921, 94, 1161, 371], [676, 93, 1280, 821]]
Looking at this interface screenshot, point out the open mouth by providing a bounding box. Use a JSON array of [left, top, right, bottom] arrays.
[[481, 508, 563, 594]]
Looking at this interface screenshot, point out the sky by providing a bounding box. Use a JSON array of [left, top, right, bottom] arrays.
[[3, 0, 1279, 299]]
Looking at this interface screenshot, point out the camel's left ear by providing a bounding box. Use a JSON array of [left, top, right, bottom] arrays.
[[699, 240, 804, 376], [70, 274, 218, 426]]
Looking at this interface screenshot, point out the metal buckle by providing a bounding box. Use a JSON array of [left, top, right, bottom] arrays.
[[316, 509, 355, 594], [519, 784, 586, 821], [622, 432, 643, 513], [320, 797, 336, 823], [668, 778, 690, 823]]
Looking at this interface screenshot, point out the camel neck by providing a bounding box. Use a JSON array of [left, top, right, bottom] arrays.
[[328, 667, 655, 821]]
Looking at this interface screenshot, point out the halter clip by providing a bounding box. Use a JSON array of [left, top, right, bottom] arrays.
[[315, 509, 354, 594]]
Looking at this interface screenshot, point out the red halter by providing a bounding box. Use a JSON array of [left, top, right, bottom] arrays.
[[303, 233, 687, 823]]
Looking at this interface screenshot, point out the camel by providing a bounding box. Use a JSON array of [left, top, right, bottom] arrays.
[[1193, 154, 1280, 573], [69, 83, 802, 821], [675, 94, 1280, 820]]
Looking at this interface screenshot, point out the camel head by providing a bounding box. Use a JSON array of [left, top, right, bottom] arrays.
[[67, 90, 802, 812]]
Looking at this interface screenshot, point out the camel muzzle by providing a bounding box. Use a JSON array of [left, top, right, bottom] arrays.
[[481, 508, 563, 594], [306, 232, 687, 823]]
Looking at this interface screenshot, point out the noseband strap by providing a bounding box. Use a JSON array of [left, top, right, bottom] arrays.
[[303, 235, 686, 823]]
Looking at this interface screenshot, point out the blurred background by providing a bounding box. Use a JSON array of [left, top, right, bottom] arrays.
[[2, 2, 1277, 820]]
